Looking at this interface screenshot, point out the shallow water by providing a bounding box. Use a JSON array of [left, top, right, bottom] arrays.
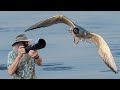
[[0, 11, 120, 79]]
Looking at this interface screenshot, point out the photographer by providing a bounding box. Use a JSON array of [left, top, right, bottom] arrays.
[[7, 34, 42, 79]]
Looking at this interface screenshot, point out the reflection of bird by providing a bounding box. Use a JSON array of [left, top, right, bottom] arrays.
[[25, 15, 118, 74]]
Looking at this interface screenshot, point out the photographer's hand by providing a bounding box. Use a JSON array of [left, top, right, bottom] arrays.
[[28, 50, 38, 58], [29, 50, 42, 65], [18, 46, 26, 57]]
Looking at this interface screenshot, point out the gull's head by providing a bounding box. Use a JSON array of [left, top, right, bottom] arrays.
[[68, 26, 88, 44], [73, 26, 88, 38], [73, 27, 79, 34]]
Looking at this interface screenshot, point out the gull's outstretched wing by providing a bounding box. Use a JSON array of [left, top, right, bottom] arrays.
[[25, 15, 75, 32], [87, 32, 118, 73], [25, 15, 118, 74]]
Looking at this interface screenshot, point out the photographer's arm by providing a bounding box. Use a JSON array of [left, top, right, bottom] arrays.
[[34, 55, 42, 65], [8, 55, 22, 75], [8, 46, 25, 75]]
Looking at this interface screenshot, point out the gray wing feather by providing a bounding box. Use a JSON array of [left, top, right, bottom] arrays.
[[25, 15, 75, 32]]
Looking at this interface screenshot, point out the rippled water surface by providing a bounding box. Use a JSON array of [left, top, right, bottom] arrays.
[[0, 11, 120, 79]]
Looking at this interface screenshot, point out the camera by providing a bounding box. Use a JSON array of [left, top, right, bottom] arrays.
[[25, 38, 46, 53]]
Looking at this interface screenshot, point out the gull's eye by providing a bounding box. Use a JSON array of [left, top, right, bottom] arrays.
[[73, 28, 79, 34]]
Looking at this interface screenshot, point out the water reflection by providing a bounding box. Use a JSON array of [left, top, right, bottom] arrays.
[[41, 63, 63, 67], [100, 69, 120, 73], [43, 66, 72, 71], [40, 62, 73, 71], [0, 64, 7, 70]]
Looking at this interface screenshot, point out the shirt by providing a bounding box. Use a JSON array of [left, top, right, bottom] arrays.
[[7, 50, 37, 79]]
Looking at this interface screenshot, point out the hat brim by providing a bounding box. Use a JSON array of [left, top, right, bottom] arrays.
[[12, 39, 32, 46]]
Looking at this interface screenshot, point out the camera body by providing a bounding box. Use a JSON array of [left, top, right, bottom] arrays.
[[25, 38, 46, 53]]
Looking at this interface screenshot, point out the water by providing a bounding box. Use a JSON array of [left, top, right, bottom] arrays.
[[0, 11, 120, 79]]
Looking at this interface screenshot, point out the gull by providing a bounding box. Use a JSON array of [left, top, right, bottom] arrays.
[[25, 15, 118, 74]]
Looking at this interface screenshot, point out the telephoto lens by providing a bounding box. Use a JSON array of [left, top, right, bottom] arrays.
[[25, 38, 46, 53]]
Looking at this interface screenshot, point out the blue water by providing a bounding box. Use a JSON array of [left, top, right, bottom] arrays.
[[0, 11, 120, 79]]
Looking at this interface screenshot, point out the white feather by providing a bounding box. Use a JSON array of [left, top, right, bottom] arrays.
[[89, 33, 118, 73]]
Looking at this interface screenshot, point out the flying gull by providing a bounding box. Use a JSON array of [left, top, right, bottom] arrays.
[[25, 15, 118, 74]]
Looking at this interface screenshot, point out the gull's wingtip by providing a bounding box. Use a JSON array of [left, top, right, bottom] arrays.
[[115, 72, 118, 74], [25, 29, 29, 32], [110, 65, 118, 74], [25, 28, 32, 32], [25, 26, 34, 32], [115, 70, 118, 74]]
